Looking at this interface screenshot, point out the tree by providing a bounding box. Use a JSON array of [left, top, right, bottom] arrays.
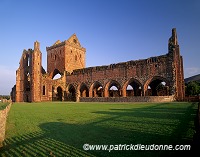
[[185, 81, 200, 96]]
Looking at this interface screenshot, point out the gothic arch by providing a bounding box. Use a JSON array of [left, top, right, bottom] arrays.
[[144, 76, 170, 96], [52, 85, 65, 101], [89, 81, 103, 97], [122, 78, 143, 97], [104, 80, 122, 97], [67, 84, 76, 101], [79, 83, 89, 97], [57, 86, 63, 101], [50, 69, 63, 79]]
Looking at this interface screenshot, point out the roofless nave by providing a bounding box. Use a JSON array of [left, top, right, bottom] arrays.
[[11, 28, 185, 102]]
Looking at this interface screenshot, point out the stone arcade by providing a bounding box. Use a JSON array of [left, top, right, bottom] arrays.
[[11, 28, 185, 102]]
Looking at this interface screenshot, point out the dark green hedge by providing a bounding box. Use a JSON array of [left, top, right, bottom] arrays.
[[0, 102, 9, 110]]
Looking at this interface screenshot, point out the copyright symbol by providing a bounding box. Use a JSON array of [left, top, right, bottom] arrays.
[[83, 144, 89, 151]]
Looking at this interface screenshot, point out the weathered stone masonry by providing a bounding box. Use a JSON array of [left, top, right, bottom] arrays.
[[0, 103, 11, 147], [11, 28, 185, 102]]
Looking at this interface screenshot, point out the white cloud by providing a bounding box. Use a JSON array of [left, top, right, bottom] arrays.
[[0, 65, 16, 95]]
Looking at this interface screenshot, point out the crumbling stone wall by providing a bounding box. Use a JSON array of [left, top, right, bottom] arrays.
[[80, 96, 174, 102], [65, 53, 174, 99], [15, 41, 42, 102], [46, 34, 86, 78], [12, 28, 185, 102], [0, 103, 11, 147]]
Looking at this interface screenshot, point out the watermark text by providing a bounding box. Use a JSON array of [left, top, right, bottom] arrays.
[[83, 144, 191, 152]]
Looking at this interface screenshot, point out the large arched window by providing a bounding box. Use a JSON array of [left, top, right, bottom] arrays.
[[52, 69, 62, 80]]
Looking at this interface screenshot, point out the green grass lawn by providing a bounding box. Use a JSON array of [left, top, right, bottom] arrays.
[[0, 102, 198, 157]]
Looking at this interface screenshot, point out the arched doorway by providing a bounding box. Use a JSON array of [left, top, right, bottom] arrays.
[[105, 80, 121, 97], [126, 79, 142, 96], [68, 84, 76, 101], [57, 86, 63, 101], [91, 81, 103, 97], [145, 77, 169, 96], [80, 83, 89, 97]]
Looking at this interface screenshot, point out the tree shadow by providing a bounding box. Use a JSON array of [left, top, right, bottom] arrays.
[[0, 102, 198, 157]]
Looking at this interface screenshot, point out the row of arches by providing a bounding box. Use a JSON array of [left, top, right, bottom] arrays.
[[53, 77, 171, 101]]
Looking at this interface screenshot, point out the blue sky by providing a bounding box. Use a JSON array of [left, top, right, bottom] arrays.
[[0, 0, 200, 95]]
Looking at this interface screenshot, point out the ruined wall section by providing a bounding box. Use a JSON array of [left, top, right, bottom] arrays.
[[46, 34, 86, 78], [65, 34, 86, 73], [31, 41, 42, 102], [66, 53, 173, 95], [41, 74, 53, 101], [41, 72, 67, 102], [14, 29, 184, 102], [46, 41, 65, 77], [16, 49, 33, 102], [168, 28, 185, 100], [15, 41, 43, 102]]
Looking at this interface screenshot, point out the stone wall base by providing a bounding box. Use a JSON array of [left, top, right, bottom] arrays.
[[80, 96, 175, 102], [0, 103, 11, 147]]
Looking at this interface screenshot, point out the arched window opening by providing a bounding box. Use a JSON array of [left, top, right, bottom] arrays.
[[80, 84, 89, 97], [147, 79, 169, 96], [27, 56, 30, 67], [52, 69, 62, 80], [43, 86, 45, 95], [92, 82, 103, 97], [126, 85, 133, 96], [108, 81, 121, 97], [156, 81, 169, 96], [126, 80, 142, 96], [68, 85, 76, 101], [146, 86, 152, 96], [57, 87, 63, 101], [53, 73, 62, 80], [26, 73, 30, 91]]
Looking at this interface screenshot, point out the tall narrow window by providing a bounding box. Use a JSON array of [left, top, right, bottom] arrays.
[[27, 56, 30, 66], [43, 86, 45, 95]]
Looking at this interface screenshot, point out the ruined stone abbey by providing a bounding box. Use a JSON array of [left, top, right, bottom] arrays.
[[11, 28, 185, 102]]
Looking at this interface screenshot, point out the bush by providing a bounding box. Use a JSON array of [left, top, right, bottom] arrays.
[[0, 102, 9, 110]]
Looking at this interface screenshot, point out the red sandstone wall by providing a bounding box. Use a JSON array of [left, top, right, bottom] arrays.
[[66, 54, 173, 94], [15, 29, 185, 102], [80, 96, 175, 102]]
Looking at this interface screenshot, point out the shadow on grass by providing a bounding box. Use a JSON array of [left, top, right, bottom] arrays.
[[0, 103, 198, 157]]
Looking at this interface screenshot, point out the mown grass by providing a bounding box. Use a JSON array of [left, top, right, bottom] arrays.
[[0, 102, 198, 157], [0, 102, 9, 110]]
